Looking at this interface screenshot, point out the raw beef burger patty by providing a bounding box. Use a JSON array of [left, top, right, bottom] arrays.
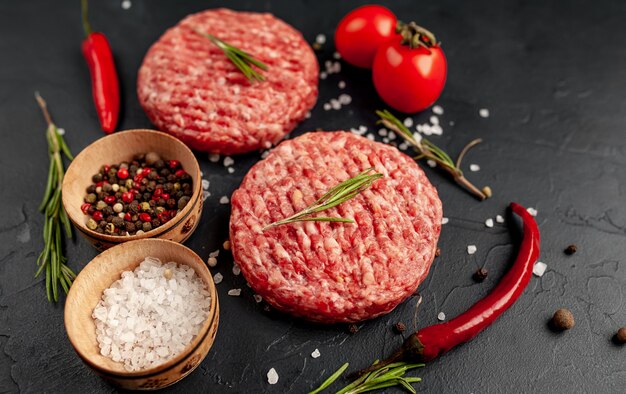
[[230, 132, 442, 323], [137, 9, 318, 155]]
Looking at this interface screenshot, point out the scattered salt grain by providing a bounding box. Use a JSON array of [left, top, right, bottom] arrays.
[[320, 72, 328, 80], [432, 105, 444, 115], [323, 103, 331, 111], [412, 132, 422, 143], [213, 272, 223, 284], [202, 191, 211, 201], [57, 128, 65, 136], [388, 131, 396, 140], [223, 156, 234, 167], [496, 215, 505, 223], [219, 196, 230, 205], [228, 288, 241, 297], [467, 245, 477, 255], [527, 207, 538, 217], [441, 217, 449, 224], [227, 167, 235, 174], [311, 349, 321, 358], [92, 257, 211, 372], [479, 108, 490, 118], [201, 179, 210, 190], [315, 34, 326, 44], [469, 164, 480, 172], [338, 81, 346, 89], [207, 257, 218, 267], [121, 0, 131, 10], [366, 133, 375, 141], [232, 264, 241, 276], [427, 159, 437, 168], [437, 312, 446, 321], [254, 294, 263, 303], [430, 124, 443, 135], [209, 250, 220, 258], [330, 99, 341, 110], [305, 111, 311, 119], [378, 128, 388, 136], [485, 218, 494, 228], [333, 51, 341, 59], [261, 150, 271, 159], [399, 142, 409, 150], [267, 368, 279, 385], [533, 262, 547, 277], [338, 94, 352, 105], [208, 153, 220, 163], [430, 116, 439, 125], [403, 117, 414, 128]]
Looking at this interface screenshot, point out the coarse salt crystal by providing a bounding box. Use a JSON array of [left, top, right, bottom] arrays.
[[228, 288, 241, 296], [430, 124, 443, 135], [378, 128, 387, 136], [232, 265, 241, 276], [427, 159, 437, 168], [254, 294, 263, 303], [311, 349, 321, 358], [207, 257, 218, 267], [121, 0, 131, 10], [479, 108, 490, 118], [333, 51, 341, 59], [315, 34, 326, 44], [485, 218, 494, 228], [261, 150, 270, 159], [227, 167, 235, 174], [403, 117, 414, 127], [330, 99, 341, 110], [338, 94, 352, 105], [399, 142, 408, 150], [223, 156, 234, 167], [208, 153, 220, 163], [323, 103, 331, 111], [202, 191, 211, 202], [213, 272, 223, 284], [437, 312, 446, 321], [469, 164, 480, 172], [388, 131, 396, 140], [533, 262, 547, 277], [366, 133, 375, 141], [527, 207, 538, 216], [412, 132, 423, 143], [305, 111, 311, 119], [201, 179, 210, 190], [496, 215, 505, 223], [209, 250, 219, 258], [57, 128, 65, 136], [430, 116, 439, 125], [320, 72, 327, 80], [338, 81, 346, 89], [433, 105, 444, 115], [467, 245, 477, 255], [219, 196, 230, 204], [267, 368, 279, 385], [441, 217, 449, 224]]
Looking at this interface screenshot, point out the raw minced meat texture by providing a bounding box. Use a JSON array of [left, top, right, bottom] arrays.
[[137, 8, 319, 155], [229, 132, 442, 323]]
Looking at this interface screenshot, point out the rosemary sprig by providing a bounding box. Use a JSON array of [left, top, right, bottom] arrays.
[[192, 29, 268, 82], [263, 168, 383, 230], [35, 92, 76, 302], [377, 109, 490, 200], [308, 360, 425, 394]]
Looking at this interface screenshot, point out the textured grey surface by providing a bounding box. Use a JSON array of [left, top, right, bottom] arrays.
[[1, 0, 626, 393]]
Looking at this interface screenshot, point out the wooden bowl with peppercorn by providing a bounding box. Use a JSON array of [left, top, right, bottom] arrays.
[[62, 129, 203, 251], [64, 238, 219, 390]]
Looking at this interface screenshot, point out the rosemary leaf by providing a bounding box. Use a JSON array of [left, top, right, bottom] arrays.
[[263, 168, 382, 230], [376, 109, 489, 200], [308, 362, 349, 394], [192, 29, 268, 82], [35, 92, 76, 302]]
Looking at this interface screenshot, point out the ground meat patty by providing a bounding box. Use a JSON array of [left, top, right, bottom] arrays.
[[137, 9, 318, 155], [229, 132, 442, 323]]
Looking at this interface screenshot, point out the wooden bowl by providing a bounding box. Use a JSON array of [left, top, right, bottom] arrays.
[[62, 129, 203, 251], [64, 239, 219, 390]]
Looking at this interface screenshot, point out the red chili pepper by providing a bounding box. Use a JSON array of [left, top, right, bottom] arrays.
[[81, 0, 119, 134], [357, 202, 540, 374]]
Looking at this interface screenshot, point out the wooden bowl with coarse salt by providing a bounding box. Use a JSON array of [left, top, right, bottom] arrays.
[[64, 239, 219, 390], [62, 129, 203, 251]]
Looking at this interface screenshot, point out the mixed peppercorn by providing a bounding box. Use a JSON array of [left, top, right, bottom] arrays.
[[81, 152, 193, 236]]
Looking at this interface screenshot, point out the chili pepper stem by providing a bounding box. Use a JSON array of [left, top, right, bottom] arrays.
[[81, 0, 92, 37]]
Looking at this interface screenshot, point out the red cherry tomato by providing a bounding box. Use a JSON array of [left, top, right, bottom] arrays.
[[372, 36, 447, 113], [335, 5, 397, 69]]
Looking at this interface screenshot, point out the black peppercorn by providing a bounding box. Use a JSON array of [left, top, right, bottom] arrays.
[[393, 322, 406, 334], [347, 324, 359, 334], [86, 185, 96, 194], [564, 245, 577, 255], [92, 173, 103, 183], [473, 268, 488, 282], [134, 220, 142, 229], [103, 206, 114, 217], [102, 183, 112, 193], [167, 174, 176, 182], [142, 222, 152, 232], [143, 193, 152, 201], [166, 198, 176, 209], [112, 217, 124, 227], [160, 168, 171, 177], [552, 308, 575, 331], [178, 196, 190, 210], [154, 159, 165, 169], [125, 222, 136, 233], [151, 219, 160, 228]]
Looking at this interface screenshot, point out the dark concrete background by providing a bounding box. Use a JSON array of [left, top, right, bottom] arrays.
[[1, 0, 625, 392]]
